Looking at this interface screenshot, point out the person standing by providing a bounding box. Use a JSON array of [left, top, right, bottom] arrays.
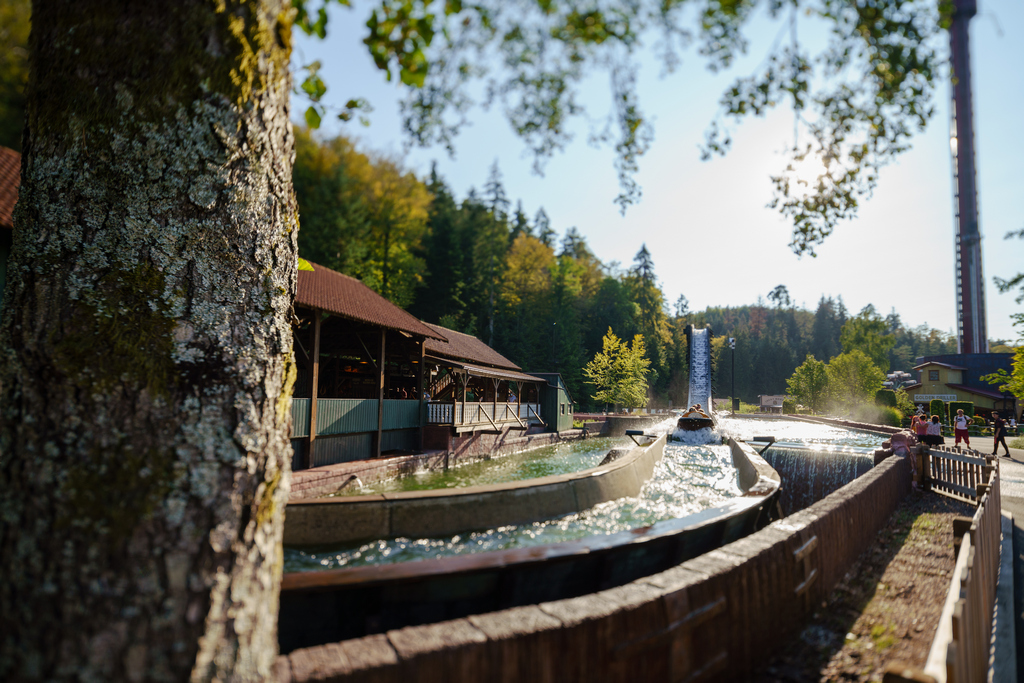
[[925, 415, 944, 446], [914, 414, 930, 442], [992, 412, 1011, 457], [953, 409, 971, 448]]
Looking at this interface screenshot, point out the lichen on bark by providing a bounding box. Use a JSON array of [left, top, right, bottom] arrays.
[[0, 1, 298, 681]]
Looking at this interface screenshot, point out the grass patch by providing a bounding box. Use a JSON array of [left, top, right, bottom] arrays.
[[870, 624, 897, 651]]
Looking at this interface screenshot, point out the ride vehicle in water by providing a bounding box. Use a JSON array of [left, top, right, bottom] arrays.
[[677, 404, 716, 431]]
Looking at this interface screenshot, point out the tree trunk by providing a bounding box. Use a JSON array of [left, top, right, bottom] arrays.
[[0, 2, 296, 680]]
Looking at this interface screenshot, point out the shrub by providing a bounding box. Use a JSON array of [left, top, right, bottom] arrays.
[[850, 404, 903, 427], [782, 399, 797, 414], [875, 389, 897, 408], [874, 406, 903, 427], [972, 416, 986, 426], [929, 399, 947, 423], [949, 401, 974, 419], [894, 388, 916, 416]]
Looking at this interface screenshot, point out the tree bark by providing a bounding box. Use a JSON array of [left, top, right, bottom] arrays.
[[0, 2, 297, 680]]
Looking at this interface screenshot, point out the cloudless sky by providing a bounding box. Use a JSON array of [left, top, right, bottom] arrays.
[[292, 0, 1023, 344]]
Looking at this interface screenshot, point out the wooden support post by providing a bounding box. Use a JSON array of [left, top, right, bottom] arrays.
[[492, 378, 499, 425], [515, 381, 522, 425], [305, 311, 322, 471], [460, 372, 467, 427], [376, 329, 385, 459], [417, 342, 425, 451], [920, 447, 931, 492]]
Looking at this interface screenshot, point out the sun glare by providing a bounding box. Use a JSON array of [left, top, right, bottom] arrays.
[[790, 154, 829, 189]]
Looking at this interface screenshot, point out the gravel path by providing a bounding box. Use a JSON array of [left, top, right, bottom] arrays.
[[752, 490, 974, 682]]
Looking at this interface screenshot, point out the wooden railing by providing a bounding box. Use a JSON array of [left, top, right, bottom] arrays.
[[888, 449, 1002, 683], [426, 401, 541, 429], [923, 463, 1001, 683], [920, 445, 995, 504]]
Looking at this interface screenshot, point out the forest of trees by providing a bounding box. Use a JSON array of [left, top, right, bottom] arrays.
[[294, 130, 960, 409]]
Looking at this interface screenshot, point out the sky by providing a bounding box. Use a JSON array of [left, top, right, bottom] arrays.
[[291, 0, 1024, 344]]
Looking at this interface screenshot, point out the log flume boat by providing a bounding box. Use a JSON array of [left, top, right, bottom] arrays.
[[676, 410, 716, 431]]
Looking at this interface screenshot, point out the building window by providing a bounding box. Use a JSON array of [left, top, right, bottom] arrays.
[[929, 370, 939, 381], [560, 403, 566, 415]]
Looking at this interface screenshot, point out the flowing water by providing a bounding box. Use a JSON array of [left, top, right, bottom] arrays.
[[333, 437, 632, 495], [284, 416, 888, 572], [687, 327, 712, 410], [717, 416, 885, 514]]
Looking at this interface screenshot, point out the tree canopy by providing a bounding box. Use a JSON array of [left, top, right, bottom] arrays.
[[787, 354, 829, 412], [293, 0, 945, 255], [826, 350, 888, 410]]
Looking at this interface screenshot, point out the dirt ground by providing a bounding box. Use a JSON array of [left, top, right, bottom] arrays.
[[752, 490, 975, 683]]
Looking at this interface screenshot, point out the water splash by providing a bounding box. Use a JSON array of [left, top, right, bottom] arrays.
[[669, 427, 722, 445]]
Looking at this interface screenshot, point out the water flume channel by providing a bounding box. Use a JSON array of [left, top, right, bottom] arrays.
[[284, 415, 885, 572]]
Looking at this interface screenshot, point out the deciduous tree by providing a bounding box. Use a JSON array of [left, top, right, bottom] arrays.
[[826, 350, 887, 411], [584, 328, 651, 409], [840, 305, 896, 372], [787, 354, 829, 413]]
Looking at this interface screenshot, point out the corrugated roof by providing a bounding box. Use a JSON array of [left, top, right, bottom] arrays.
[[946, 384, 1014, 401], [296, 260, 445, 340], [423, 323, 521, 371], [423, 357, 539, 384], [913, 361, 967, 371], [0, 146, 19, 230]]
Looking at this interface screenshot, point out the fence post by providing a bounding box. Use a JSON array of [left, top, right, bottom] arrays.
[[919, 447, 931, 491]]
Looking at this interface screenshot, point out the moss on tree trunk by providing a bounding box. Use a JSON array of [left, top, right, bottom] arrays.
[[0, 1, 297, 680]]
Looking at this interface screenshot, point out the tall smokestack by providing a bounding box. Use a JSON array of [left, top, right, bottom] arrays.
[[949, 0, 988, 353]]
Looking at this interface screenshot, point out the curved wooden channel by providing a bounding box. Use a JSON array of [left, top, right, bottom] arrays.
[[283, 433, 669, 546], [278, 437, 781, 653]]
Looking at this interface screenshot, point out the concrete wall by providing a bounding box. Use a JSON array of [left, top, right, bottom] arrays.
[[284, 434, 667, 546], [277, 452, 911, 683], [603, 414, 666, 437]]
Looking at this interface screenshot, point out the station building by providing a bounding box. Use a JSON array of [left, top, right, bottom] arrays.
[[291, 259, 571, 469], [906, 354, 1017, 416]]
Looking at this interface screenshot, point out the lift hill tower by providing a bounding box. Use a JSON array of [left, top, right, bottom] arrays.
[[949, 0, 987, 354]]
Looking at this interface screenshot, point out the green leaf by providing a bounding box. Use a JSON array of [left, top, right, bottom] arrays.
[[304, 106, 322, 129], [298, 257, 315, 272]]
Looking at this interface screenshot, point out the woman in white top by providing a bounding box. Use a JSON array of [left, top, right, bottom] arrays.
[[953, 409, 971, 448]]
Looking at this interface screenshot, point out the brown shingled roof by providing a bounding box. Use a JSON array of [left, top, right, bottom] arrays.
[[0, 146, 19, 230], [296, 260, 444, 341], [423, 323, 521, 371]]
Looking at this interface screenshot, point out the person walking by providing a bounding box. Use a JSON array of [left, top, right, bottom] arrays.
[[992, 412, 1011, 457]]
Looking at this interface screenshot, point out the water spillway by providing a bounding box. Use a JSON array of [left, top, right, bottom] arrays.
[[751, 442, 875, 514], [686, 326, 713, 411], [717, 416, 885, 514]]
